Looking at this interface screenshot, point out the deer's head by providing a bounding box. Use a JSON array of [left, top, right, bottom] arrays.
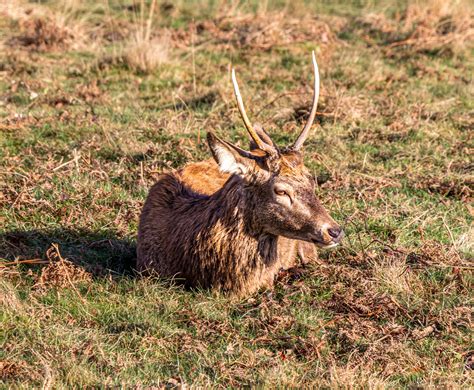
[[207, 52, 343, 248]]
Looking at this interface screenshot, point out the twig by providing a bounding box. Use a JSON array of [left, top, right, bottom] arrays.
[[364, 238, 406, 255], [1, 259, 50, 266], [442, 215, 456, 247], [191, 19, 196, 95], [409, 264, 474, 270], [52, 149, 81, 172]]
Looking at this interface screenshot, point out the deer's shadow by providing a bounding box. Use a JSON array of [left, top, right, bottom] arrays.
[[0, 228, 136, 276]]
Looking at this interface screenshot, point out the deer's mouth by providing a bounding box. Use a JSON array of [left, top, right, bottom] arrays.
[[311, 239, 339, 249]]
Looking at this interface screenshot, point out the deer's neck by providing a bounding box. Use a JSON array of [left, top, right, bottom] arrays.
[[194, 175, 279, 270], [208, 175, 267, 239]]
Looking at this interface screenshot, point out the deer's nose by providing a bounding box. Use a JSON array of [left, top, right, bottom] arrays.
[[324, 226, 344, 243]]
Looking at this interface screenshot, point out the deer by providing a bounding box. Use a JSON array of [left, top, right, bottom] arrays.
[[137, 52, 343, 296]]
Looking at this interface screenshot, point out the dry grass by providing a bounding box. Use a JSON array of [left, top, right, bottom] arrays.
[[189, 10, 343, 54], [119, 0, 171, 73], [357, 0, 474, 56], [34, 244, 92, 291], [123, 32, 170, 73], [2, 0, 92, 52], [0, 0, 473, 387], [396, 0, 474, 54], [0, 359, 30, 382]]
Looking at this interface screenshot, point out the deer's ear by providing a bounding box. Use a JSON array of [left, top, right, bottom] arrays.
[[207, 132, 257, 175]]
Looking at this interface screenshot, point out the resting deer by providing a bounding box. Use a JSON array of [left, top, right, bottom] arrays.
[[137, 52, 343, 296]]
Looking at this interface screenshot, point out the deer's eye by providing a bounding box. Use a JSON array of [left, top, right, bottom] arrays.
[[274, 187, 293, 204], [275, 189, 288, 197]]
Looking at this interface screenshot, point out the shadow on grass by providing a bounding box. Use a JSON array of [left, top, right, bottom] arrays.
[[0, 228, 136, 276]]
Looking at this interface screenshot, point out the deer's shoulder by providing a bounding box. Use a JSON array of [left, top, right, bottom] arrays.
[[178, 158, 229, 196], [146, 171, 207, 208]]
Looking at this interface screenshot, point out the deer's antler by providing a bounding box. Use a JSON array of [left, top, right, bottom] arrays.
[[291, 51, 320, 151], [231, 69, 276, 155]]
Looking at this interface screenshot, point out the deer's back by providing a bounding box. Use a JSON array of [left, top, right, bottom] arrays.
[[178, 159, 228, 195], [136, 173, 206, 280]]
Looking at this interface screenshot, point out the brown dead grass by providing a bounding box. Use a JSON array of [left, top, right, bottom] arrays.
[[0, 360, 29, 382], [358, 0, 474, 56], [14, 16, 80, 52], [34, 244, 92, 291], [316, 238, 472, 323], [200, 12, 342, 50], [304, 241, 472, 382], [123, 33, 170, 73], [416, 176, 473, 202], [171, 10, 344, 63], [407, 239, 471, 266], [118, 0, 171, 73], [393, 0, 474, 54], [2, 0, 91, 52]]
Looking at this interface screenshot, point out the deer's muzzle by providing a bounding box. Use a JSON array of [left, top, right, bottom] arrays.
[[312, 223, 344, 248]]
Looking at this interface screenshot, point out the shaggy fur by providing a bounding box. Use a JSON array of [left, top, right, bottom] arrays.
[[137, 133, 341, 296], [138, 174, 281, 295], [179, 158, 317, 266]]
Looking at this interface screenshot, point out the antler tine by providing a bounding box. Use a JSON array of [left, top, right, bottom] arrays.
[[231, 69, 274, 154], [292, 51, 320, 151]]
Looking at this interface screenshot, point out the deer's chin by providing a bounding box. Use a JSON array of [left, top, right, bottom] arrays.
[[312, 240, 339, 249]]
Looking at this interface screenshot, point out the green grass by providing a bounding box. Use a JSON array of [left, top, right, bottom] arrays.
[[1, 0, 473, 387]]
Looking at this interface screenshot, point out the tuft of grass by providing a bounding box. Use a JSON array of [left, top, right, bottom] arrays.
[[120, 0, 171, 73], [0, 0, 473, 388], [123, 33, 170, 73]]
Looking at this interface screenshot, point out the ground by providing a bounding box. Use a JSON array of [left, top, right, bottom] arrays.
[[0, 0, 473, 388]]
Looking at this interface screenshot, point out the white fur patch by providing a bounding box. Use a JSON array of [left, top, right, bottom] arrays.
[[214, 145, 246, 175]]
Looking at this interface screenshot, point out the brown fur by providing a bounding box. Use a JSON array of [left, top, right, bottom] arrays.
[[138, 173, 283, 295], [137, 133, 340, 296], [178, 160, 228, 196], [179, 158, 316, 267]]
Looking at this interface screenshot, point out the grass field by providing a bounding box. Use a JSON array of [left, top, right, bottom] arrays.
[[1, 0, 473, 387]]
